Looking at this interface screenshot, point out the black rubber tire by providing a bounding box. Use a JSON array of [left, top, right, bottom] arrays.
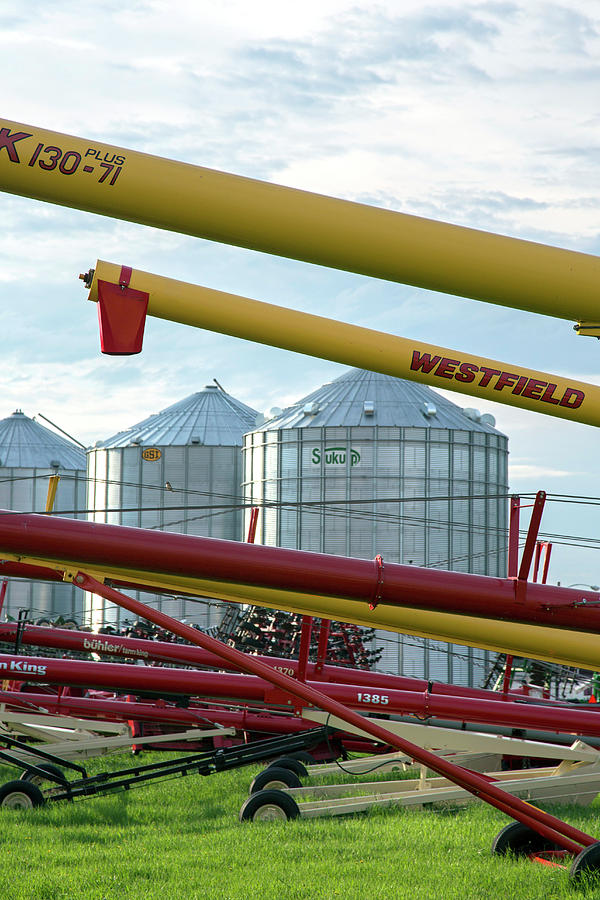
[[288, 751, 315, 766], [249, 766, 302, 794], [239, 789, 300, 822], [491, 821, 560, 857], [20, 763, 65, 787], [266, 756, 309, 778], [0, 780, 45, 809], [570, 842, 600, 884]]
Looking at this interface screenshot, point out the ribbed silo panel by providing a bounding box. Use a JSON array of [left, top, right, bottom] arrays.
[[300, 441, 317, 476], [185, 449, 211, 538], [73, 473, 86, 521], [280, 443, 297, 478], [263, 505, 278, 546], [242, 439, 252, 483], [376, 632, 403, 676], [8, 579, 31, 615], [471, 647, 489, 688], [121, 448, 140, 528], [473, 446, 487, 480], [187, 449, 211, 488], [450, 644, 470, 686], [471, 497, 487, 575], [324, 500, 348, 556], [279, 507, 298, 549], [86, 451, 96, 513], [93, 452, 108, 524], [429, 640, 450, 682], [10, 469, 33, 511], [0, 476, 10, 510], [301, 478, 321, 503], [140, 452, 162, 531], [280, 478, 298, 503], [165, 446, 187, 491], [106, 453, 122, 526], [356, 443, 373, 471], [453, 443, 470, 477], [220, 454, 242, 539], [401, 638, 426, 680], [33, 472, 49, 511], [299, 507, 322, 552], [373, 499, 402, 558], [430, 442, 450, 477], [251, 443, 264, 485], [211, 448, 237, 524], [376, 444, 400, 476], [265, 444, 278, 480]]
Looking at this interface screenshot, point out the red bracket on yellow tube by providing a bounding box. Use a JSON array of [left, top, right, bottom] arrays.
[[96, 267, 149, 355]]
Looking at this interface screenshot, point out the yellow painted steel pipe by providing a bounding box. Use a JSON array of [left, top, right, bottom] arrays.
[[2, 549, 599, 671], [45, 475, 60, 513], [86, 260, 600, 427], [1, 118, 600, 323]]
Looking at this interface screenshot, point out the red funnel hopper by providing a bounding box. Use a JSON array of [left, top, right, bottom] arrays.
[[97, 267, 148, 355]]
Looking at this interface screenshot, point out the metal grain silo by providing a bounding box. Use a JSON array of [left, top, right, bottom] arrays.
[[0, 410, 86, 621], [242, 368, 509, 685], [87, 385, 258, 628]]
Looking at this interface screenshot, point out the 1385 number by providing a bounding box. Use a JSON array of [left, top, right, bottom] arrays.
[[357, 692, 389, 705]]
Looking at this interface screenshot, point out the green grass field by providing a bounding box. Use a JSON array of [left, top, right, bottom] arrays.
[[0, 752, 599, 900]]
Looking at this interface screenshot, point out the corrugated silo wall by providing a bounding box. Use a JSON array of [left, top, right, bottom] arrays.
[[0, 467, 86, 620], [86, 444, 243, 629], [243, 424, 509, 686]]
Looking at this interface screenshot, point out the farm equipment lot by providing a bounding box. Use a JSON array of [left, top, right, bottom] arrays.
[[1, 751, 599, 900]]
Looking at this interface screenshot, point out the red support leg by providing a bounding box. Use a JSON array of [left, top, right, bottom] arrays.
[[297, 616, 313, 683]]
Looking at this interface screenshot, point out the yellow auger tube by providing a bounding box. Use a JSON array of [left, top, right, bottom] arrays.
[[2, 118, 600, 322], [87, 260, 600, 426], [3, 550, 599, 670]]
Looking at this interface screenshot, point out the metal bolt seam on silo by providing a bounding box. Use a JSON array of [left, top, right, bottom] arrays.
[[242, 369, 509, 686], [87, 386, 258, 629], [0, 410, 86, 620]]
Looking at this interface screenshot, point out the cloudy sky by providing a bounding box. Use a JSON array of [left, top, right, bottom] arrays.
[[0, 0, 599, 587]]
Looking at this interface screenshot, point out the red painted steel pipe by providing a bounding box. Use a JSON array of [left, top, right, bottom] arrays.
[[1, 512, 600, 634], [0, 561, 64, 583], [0, 621, 543, 704], [74, 572, 595, 854], [3, 649, 600, 738], [0, 690, 318, 734], [0, 690, 216, 726], [0, 510, 600, 632]]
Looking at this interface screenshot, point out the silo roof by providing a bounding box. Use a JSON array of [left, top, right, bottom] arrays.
[[0, 410, 86, 470], [97, 385, 258, 448], [253, 369, 506, 435]]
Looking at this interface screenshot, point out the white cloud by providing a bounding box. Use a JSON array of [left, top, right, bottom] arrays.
[[509, 463, 576, 479]]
